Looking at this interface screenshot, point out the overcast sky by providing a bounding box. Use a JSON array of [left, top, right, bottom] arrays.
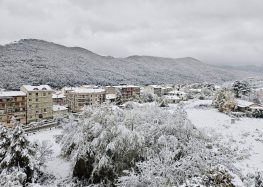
[[0, 0, 262, 65]]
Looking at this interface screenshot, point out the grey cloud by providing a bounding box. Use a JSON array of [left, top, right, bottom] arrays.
[[0, 0, 262, 65]]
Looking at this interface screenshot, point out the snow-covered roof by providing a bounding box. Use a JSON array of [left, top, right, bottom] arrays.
[[164, 95, 181, 100], [53, 105, 68, 111], [22, 85, 52, 91], [81, 85, 98, 88], [250, 106, 263, 110], [71, 88, 105, 94], [189, 88, 202, 93], [106, 94, 117, 100], [236, 99, 254, 108], [62, 87, 74, 91], [168, 90, 186, 95], [52, 93, 65, 99], [0, 91, 26, 97], [113, 85, 140, 88], [147, 85, 163, 89], [162, 86, 173, 89]]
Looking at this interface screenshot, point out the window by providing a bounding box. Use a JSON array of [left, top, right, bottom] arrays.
[[44, 108, 46, 112], [36, 93, 38, 96], [36, 99, 38, 102], [29, 99, 32, 101], [43, 93, 46, 96], [29, 93, 32, 96]]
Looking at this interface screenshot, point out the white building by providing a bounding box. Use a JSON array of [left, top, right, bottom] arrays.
[[164, 95, 181, 104], [167, 90, 188, 101]]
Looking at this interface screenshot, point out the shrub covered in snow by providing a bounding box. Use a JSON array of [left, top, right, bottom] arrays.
[[60, 103, 241, 186], [139, 92, 157, 103], [213, 88, 236, 113]]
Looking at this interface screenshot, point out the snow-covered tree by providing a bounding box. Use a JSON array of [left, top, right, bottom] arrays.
[[159, 98, 169, 107], [60, 104, 144, 186], [61, 103, 242, 186], [0, 124, 11, 163], [232, 80, 251, 98], [139, 92, 157, 103], [115, 89, 124, 105], [117, 105, 239, 187], [255, 172, 263, 187], [213, 88, 236, 113], [0, 124, 42, 186]]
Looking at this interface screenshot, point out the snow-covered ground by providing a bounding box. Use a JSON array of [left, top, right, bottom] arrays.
[[184, 100, 263, 175], [27, 128, 71, 186], [25, 100, 263, 185]]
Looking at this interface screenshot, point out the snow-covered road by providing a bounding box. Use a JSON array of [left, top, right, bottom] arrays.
[[27, 128, 71, 185]]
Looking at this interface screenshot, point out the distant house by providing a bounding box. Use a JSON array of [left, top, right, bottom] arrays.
[[188, 88, 202, 95], [162, 86, 173, 95], [235, 99, 263, 112], [52, 92, 66, 106], [0, 91, 27, 127], [167, 90, 187, 101], [106, 94, 117, 103], [53, 105, 68, 118], [164, 95, 181, 104]]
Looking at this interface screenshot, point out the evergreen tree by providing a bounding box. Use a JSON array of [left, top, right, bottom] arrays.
[[0, 124, 40, 185], [232, 80, 251, 98], [0, 124, 11, 163]]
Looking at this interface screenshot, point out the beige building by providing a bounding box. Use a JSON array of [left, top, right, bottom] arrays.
[[20, 85, 53, 123], [67, 88, 106, 112], [0, 91, 27, 127]]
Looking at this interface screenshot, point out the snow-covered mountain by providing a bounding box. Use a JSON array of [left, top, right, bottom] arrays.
[[0, 39, 257, 89]]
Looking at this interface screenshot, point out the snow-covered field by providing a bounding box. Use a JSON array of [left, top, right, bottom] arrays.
[[185, 100, 263, 175], [27, 128, 71, 186]]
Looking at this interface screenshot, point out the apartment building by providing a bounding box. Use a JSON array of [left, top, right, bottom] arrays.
[[67, 88, 106, 112], [106, 85, 140, 101], [20, 85, 53, 123], [0, 91, 27, 127]]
